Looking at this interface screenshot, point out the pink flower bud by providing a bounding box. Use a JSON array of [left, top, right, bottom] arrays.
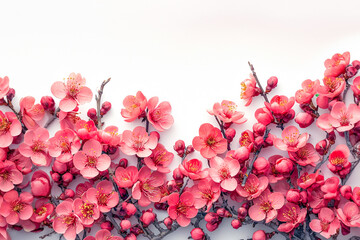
[[62, 172, 73, 183], [205, 212, 220, 225], [64, 189, 75, 198], [300, 191, 308, 203], [341, 222, 351, 235], [237, 207, 247, 219], [253, 230, 267, 240], [163, 217, 173, 230], [101, 221, 114, 231], [51, 172, 61, 182], [353, 60, 360, 70], [295, 112, 314, 128], [286, 189, 301, 203], [121, 219, 132, 231], [31, 170, 51, 197], [52, 160, 67, 174], [172, 167, 184, 180], [264, 133, 275, 147], [253, 123, 266, 137], [327, 131, 336, 145], [119, 158, 128, 168], [6, 88, 15, 101], [253, 157, 270, 175], [124, 203, 137, 217], [315, 139, 328, 155], [340, 185, 352, 200], [267, 76, 278, 89], [101, 101, 112, 112], [125, 233, 137, 240], [231, 219, 241, 229], [275, 157, 293, 174], [140, 211, 156, 227], [216, 208, 226, 217], [186, 145, 194, 154], [254, 136, 264, 148], [174, 140, 185, 156], [282, 109, 295, 123], [225, 128, 236, 142], [191, 228, 205, 240], [255, 107, 273, 126], [206, 222, 219, 232], [87, 108, 97, 120], [346, 66, 358, 78], [40, 96, 55, 112]]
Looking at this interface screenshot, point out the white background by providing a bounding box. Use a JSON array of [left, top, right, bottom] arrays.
[[1, 0, 360, 239]]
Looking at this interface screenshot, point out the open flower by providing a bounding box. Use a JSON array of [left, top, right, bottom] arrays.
[[120, 126, 158, 158], [19, 96, 45, 129], [265, 95, 295, 115], [147, 97, 174, 132], [48, 129, 81, 163], [192, 123, 227, 159], [121, 91, 147, 122], [0, 190, 33, 225], [208, 100, 247, 124], [0, 160, 23, 192], [179, 158, 208, 180], [317, 102, 360, 132], [144, 143, 174, 173], [0, 76, 9, 98], [51, 73, 93, 112], [236, 174, 268, 200], [208, 156, 240, 191], [317, 77, 346, 109], [30, 199, 54, 223], [240, 74, 259, 106], [295, 79, 320, 104], [190, 179, 221, 212], [274, 125, 309, 152], [168, 192, 198, 227], [310, 207, 340, 239], [288, 143, 320, 167], [86, 180, 119, 213], [0, 111, 21, 148], [248, 189, 284, 223], [18, 127, 51, 166], [114, 166, 139, 188], [73, 139, 111, 179], [336, 202, 360, 227], [132, 167, 165, 207], [277, 203, 307, 233], [324, 51, 350, 77], [327, 144, 351, 178], [53, 199, 83, 240], [73, 194, 100, 225]]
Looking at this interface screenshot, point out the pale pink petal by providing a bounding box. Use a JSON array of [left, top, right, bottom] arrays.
[[59, 97, 77, 112], [51, 81, 67, 99]]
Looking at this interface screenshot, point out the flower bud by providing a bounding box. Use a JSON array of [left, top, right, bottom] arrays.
[[295, 112, 314, 128], [353, 60, 360, 70], [164, 217, 173, 230], [121, 219, 132, 231], [6, 88, 15, 101], [255, 107, 273, 126], [231, 219, 241, 229], [140, 210, 156, 227], [327, 131, 336, 145], [225, 128, 236, 142], [253, 123, 266, 137], [346, 66, 358, 78], [125, 233, 137, 240], [119, 158, 128, 168], [266, 76, 278, 90], [174, 140, 185, 157], [340, 185, 352, 200], [253, 230, 267, 240], [40, 96, 55, 112], [237, 207, 247, 219], [315, 139, 328, 155], [286, 189, 301, 203], [101, 101, 112, 112], [264, 133, 275, 147], [191, 228, 205, 240], [124, 203, 137, 217], [275, 157, 293, 174], [282, 109, 295, 123], [52, 160, 67, 174], [62, 172, 73, 184], [87, 108, 97, 120], [253, 157, 270, 175], [31, 170, 51, 197], [172, 167, 184, 180], [101, 221, 114, 231], [51, 172, 61, 182], [64, 189, 75, 198]]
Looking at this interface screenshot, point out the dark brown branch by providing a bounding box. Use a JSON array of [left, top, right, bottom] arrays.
[[95, 78, 111, 130]]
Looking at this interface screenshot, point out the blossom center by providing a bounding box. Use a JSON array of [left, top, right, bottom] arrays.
[[35, 206, 47, 216], [218, 167, 230, 180], [12, 201, 24, 213], [86, 156, 98, 167], [0, 117, 11, 133], [260, 201, 271, 213], [63, 214, 76, 226], [282, 207, 298, 223], [80, 202, 95, 219], [32, 140, 46, 152]]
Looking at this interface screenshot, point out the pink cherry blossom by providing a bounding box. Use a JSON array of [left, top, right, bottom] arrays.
[[146, 96, 174, 132], [18, 127, 51, 166], [144, 143, 174, 173], [132, 167, 165, 207], [310, 207, 340, 239], [51, 73, 93, 112], [59, 108, 81, 130], [351, 76, 360, 97], [30, 199, 54, 223], [277, 203, 307, 233], [8, 149, 32, 175], [288, 143, 320, 167], [84, 229, 124, 240], [236, 174, 268, 200], [121, 91, 147, 122], [295, 79, 320, 104], [208, 100, 247, 124], [224, 147, 250, 164], [190, 179, 220, 211], [114, 166, 139, 188], [265, 95, 295, 115], [274, 125, 309, 152], [317, 102, 360, 132], [248, 189, 284, 223], [324, 51, 350, 77], [86, 180, 119, 213], [0, 190, 33, 225], [98, 126, 121, 146], [255, 107, 274, 126], [327, 144, 351, 178], [53, 199, 83, 240], [192, 123, 227, 159], [336, 202, 360, 227], [317, 76, 345, 108], [179, 158, 208, 180], [30, 170, 51, 197], [208, 156, 240, 191], [75, 120, 98, 140], [0, 160, 23, 192], [73, 194, 100, 225], [19, 96, 45, 129], [0, 76, 9, 99], [167, 192, 198, 227], [120, 126, 158, 158], [48, 129, 81, 163], [239, 130, 254, 151], [0, 111, 21, 148], [240, 74, 259, 106], [321, 177, 340, 200], [73, 139, 111, 179]]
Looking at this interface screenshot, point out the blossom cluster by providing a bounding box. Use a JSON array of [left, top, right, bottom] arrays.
[[0, 52, 359, 240]]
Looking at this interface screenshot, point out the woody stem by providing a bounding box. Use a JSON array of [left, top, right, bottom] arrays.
[[95, 78, 111, 130]]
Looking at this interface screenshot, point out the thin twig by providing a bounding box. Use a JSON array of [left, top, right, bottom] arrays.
[[248, 62, 269, 103], [95, 78, 111, 129], [44, 107, 60, 128], [214, 116, 230, 151]]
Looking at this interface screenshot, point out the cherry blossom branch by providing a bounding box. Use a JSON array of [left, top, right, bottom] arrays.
[[214, 116, 230, 150], [44, 107, 60, 128], [248, 62, 269, 103], [95, 78, 111, 129]]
